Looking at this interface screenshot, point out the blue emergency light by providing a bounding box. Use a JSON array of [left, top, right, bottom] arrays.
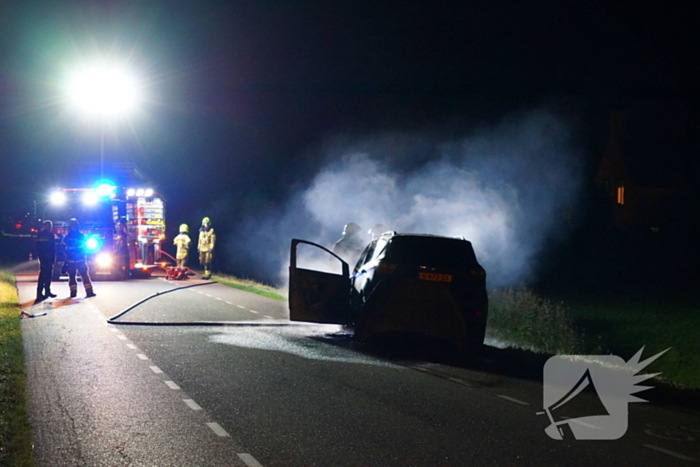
[[85, 236, 101, 252], [95, 182, 116, 197]]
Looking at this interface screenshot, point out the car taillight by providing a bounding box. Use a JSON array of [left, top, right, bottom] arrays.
[[376, 262, 397, 275]]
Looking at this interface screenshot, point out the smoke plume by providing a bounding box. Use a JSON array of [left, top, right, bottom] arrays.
[[226, 110, 583, 289]]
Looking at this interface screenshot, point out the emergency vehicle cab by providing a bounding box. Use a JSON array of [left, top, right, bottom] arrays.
[[44, 183, 166, 280]]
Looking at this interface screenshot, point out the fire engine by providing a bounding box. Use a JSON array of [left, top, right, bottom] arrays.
[[43, 182, 166, 280]]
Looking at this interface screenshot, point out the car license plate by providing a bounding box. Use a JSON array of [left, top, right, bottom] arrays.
[[419, 272, 452, 282]]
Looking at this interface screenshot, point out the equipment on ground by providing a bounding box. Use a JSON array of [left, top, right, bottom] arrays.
[[166, 266, 190, 280]]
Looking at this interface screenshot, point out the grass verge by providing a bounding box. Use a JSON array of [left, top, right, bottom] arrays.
[[486, 287, 700, 390], [211, 273, 287, 301], [567, 294, 700, 390], [0, 269, 34, 467], [487, 287, 583, 355]]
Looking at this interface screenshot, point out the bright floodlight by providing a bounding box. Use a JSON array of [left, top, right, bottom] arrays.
[[96, 253, 112, 267], [144, 188, 153, 197], [83, 191, 99, 205], [50, 191, 66, 205], [67, 63, 140, 117]]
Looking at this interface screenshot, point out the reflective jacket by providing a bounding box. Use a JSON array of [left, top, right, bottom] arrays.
[[173, 233, 191, 259], [198, 227, 215, 252]]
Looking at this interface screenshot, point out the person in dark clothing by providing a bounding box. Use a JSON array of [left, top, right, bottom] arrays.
[[35, 220, 57, 302], [63, 218, 96, 298], [332, 222, 365, 265]]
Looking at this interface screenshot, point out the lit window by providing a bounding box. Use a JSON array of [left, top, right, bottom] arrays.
[[616, 185, 625, 205]]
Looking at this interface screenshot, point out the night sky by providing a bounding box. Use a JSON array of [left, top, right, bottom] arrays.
[[1, 1, 698, 286]]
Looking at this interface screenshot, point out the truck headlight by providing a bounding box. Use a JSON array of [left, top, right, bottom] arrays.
[[96, 253, 113, 267]]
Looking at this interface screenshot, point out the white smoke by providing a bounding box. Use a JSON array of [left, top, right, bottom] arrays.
[[227, 110, 583, 289]]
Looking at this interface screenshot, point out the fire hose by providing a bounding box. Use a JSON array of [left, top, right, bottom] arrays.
[[106, 280, 301, 327]]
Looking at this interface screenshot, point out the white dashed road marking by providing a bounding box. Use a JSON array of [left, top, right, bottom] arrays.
[[216, 297, 222, 301], [165, 381, 180, 390], [126, 344, 137, 350], [117, 335, 127, 341], [149, 366, 163, 374], [249, 310, 259, 314], [237, 305, 246, 309], [225, 301, 233, 305], [237, 453, 264, 467], [136, 354, 149, 360], [497, 395, 530, 406], [264, 315, 273, 319], [183, 399, 202, 411], [206, 422, 230, 437], [642, 444, 698, 462], [109, 327, 118, 332]]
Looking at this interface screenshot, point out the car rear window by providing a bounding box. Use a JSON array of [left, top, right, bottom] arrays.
[[383, 236, 479, 268]]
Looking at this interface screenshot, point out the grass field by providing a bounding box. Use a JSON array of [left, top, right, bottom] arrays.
[[0, 269, 34, 467]]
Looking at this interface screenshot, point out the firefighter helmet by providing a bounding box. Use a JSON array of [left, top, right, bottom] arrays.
[[343, 222, 361, 237], [180, 224, 189, 233], [69, 218, 79, 228], [202, 217, 211, 225]]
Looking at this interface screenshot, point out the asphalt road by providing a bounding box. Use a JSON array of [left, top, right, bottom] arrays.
[[16, 266, 700, 466]]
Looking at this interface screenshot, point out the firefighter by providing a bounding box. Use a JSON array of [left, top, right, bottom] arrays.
[[332, 222, 365, 264], [368, 223, 388, 241], [197, 217, 215, 279], [173, 223, 191, 268], [35, 220, 57, 302], [63, 218, 96, 298]]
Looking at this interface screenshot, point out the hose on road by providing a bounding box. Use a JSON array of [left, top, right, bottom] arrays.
[[106, 279, 302, 328]]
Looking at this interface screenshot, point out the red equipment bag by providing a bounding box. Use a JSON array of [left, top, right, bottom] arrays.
[[166, 267, 189, 280]]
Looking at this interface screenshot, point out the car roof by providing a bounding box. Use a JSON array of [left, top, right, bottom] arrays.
[[378, 231, 471, 243]]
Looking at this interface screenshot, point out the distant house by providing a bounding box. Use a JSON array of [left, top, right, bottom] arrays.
[[594, 109, 685, 233]]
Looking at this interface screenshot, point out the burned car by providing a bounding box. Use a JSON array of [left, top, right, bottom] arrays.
[[289, 232, 488, 350]]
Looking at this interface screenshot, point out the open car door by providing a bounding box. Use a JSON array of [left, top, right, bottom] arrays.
[[289, 239, 350, 324]]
